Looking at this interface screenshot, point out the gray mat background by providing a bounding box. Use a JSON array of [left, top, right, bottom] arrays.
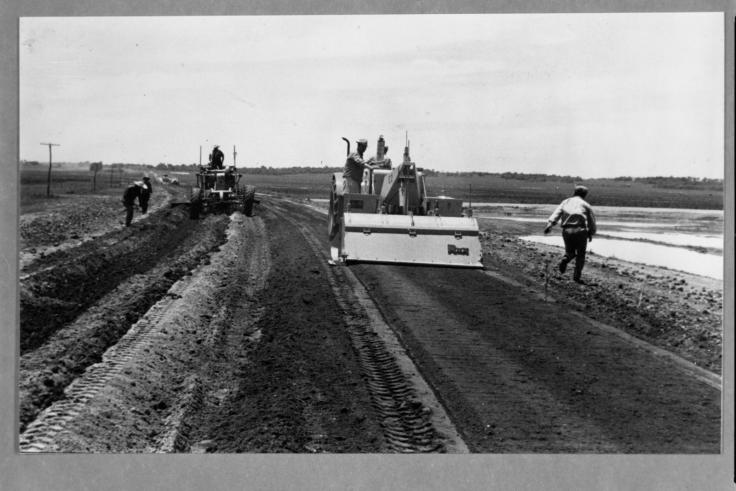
[[1, 1, 733, 490]]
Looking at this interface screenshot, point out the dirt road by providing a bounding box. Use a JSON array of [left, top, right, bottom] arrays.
[[274, 198, 721, 453], [18, 192, 721, 453]]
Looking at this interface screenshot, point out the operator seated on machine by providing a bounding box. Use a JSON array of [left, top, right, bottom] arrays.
[[203, 145, 225, 188], [375, 145, 392, 169], [343, 138, 377, 193], [209, 145, 225, 170]]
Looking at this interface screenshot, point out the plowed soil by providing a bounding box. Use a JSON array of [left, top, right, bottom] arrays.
[[18, 190, 722, 453]]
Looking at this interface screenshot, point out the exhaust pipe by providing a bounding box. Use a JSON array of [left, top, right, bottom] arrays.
[[342, 137, 350, 156]]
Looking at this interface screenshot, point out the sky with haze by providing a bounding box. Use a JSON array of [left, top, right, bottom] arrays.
[[20, 13, 724, 178]]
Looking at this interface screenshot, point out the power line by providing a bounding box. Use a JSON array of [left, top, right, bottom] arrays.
[[40, 142, 60, 197]]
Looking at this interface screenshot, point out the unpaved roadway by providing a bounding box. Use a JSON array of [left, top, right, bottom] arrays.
[[18, 192, 721, 453], [274, 198, 720, 453]]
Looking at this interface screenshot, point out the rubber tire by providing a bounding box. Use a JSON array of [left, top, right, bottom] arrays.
[[328, 190, 341, 241], [189, 198, 201, 219]]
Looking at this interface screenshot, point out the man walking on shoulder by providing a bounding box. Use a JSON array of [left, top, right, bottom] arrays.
[[544, 185, 597, 284]]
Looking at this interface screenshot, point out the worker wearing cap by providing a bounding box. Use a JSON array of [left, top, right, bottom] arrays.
[[139, 176, 153, 214], [122, 181, 143, 227], [210, 145, 225, 170], [544, 185, 597, 284], [343, 139, 376, 193]]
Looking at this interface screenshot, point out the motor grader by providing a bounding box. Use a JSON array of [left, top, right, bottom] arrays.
[[327, 135, 483, 267], [171, 149, 256, 218], [188, 166, 256, 219]]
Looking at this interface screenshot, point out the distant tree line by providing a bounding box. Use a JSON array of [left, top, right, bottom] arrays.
[[243, 165, 344, 175], [20, 160, 724, 190], [611, 175, 722, 190], [432, 171, 582, 182]]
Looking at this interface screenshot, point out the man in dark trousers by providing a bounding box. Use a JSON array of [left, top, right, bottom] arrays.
[[122, 181, 143, 227], [139, 176, 153, 214], [210, 145, 225, 169], [544, 185, 597, 284]]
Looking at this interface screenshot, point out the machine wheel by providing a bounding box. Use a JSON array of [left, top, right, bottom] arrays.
[[189, 197, 202, 219], [242, 185, 256, 217], [189, 188, 202, 219], [328, 190, 342, 241]]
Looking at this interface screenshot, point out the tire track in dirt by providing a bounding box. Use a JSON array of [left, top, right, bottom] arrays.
[[18, 212, 230, 431], [153, 216, 272, 452], [353, 263, 721, 453], [19, 214, 260, 451], [20, 205, 217, 353], [271, 198, 720, 453], [181, 204, 386, 453], [269, 199, 467, 453]]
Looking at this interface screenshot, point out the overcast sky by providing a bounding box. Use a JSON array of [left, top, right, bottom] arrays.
[[20, 13, 723, 178]]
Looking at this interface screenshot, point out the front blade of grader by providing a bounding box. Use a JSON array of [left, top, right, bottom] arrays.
[[339, 213, 483, 268]]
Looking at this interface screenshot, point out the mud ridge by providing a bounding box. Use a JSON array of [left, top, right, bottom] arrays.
[[20, 207, 224, 353], [18, 214, 229, 430]]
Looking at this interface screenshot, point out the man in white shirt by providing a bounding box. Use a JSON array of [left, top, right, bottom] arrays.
[[544, 185, 597, 284], [343, 139, 376, 193]]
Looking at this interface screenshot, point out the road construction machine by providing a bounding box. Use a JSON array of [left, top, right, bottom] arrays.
[[327, 135, 483, 267], [171, 147, 256, 218], [188, 166, 256, 219]]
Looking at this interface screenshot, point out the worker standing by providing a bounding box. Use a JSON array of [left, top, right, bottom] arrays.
[[380, 146, 392, 169], [210, 145, 225, 170], [343, 139, 376, 193], [139, 176, 153, 214], [544, 185, 597, 284], [122, 181, 143, 227]]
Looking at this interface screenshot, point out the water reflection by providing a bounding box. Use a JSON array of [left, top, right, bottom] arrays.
[[602, 231, 723, 250], [520, 235, 722, 280]]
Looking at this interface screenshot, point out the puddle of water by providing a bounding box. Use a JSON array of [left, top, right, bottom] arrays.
[[520, 235, 723, 280], [469, 202, 723, 215], [478, 216, 546, 223], [602, 231, 723, 250]]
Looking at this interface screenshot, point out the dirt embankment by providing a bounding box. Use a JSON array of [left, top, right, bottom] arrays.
[[18, 185, 230, 431], [18, 193, 723, 454], [184, 206, 385, 452], [21, 208, 386, 452], [480, 222, 722, 374]]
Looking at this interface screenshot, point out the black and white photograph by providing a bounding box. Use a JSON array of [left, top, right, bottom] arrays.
[[3, 3, 733, 490]]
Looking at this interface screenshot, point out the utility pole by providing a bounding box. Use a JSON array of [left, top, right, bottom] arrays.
[[40, 142, 60, 197], [199, 145, 202, 167], [233, 145, 237, 167]]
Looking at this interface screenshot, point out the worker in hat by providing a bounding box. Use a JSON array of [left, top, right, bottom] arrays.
[[139, 176, 153, 214], [209, 145, 225, 170], [343, 138, 376, 193], [544, 185, 597, 284], [122, 181, 144, 227]]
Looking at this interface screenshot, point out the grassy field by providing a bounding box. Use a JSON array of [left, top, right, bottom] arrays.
[[238, 172, 723, 209], [19, 167, 147, 213], [20, 166, 724, 212]]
